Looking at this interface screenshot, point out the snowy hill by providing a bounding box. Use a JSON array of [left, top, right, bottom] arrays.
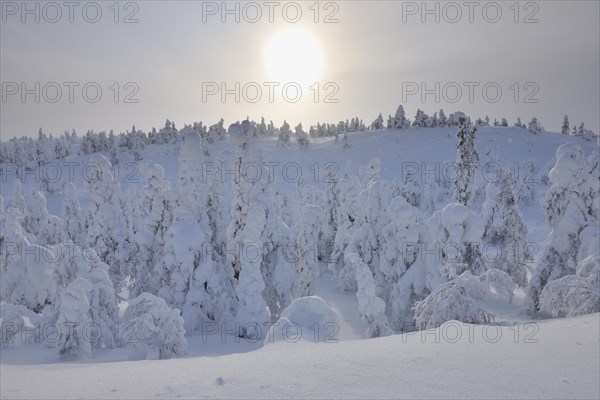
[[1, 120, 598, 399]]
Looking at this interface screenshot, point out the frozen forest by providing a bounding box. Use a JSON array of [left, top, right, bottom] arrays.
[[0, 106, 599, 398]]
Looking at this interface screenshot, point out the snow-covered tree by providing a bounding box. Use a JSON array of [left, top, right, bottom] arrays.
[[359, 158, 382, 189], [371, 113, 384, 130], [347, 253, 393, 338], [438, 109, 448, 127], [178, 128, 208, 220], [577, 122, 586, 137], [50, 243, 119, 349], [51, 242, 89, 292], [131, 160, 173, 298], [528, 117, 543, 134], [573, 122, 598, 142], [163, 130, 233, 328], [295, 123, 309, 149], [84, 154, 130, 293], [24, 189, 63, 245], [1, 207, 57, 312], [0, 303, 45, 347], [399, 168, 423, 208], [329, 179, 361, 291], [84, 261, 119, 348], [62, 183, 84, 244], [452, 116, 479, 207], [388, 105, 410, 129], [123, 293, 187, 359], [412, 109, 430, 127], [235, 206, 271, 339], [378, 197, 431, 330], [561, 115, 570, 135], [415, 269, 513, 329], [527, 144, 599, 314], [342, 131, 351, 149], [225, 126, 281, 335], [294, 205, 326, 297], [157, 204, 232, 332], [128, 125, 145, 161], [205, 150, 229, 265], [539, 253, 599, 317], [323, 171, 340, 253], [517, 165, 537, 207], [10, 178, 25, 212], [416, 272, 486, 329], [514, 117, 525, 129], [481, 170, 530, 287], [426, 203, 486, 282], [345, 181, 393, 293], [278, 120, 291, 146], [55, 278, 93, 359], [255, 117, 268, 136]]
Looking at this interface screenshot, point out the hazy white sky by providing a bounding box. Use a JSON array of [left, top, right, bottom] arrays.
[[1, 0, 599, 138]]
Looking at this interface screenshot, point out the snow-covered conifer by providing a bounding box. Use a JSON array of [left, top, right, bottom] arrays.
[[561, 115, 570, 135], [371, 113, 384, 130], [235, 206, 271, 339], [295, 123, 309, 149], [56, 278, 93, 359], [389, 105, 410, 129], [278, 120, 291, 145], [123, 293, 187, 359], [414, 271, 494, 329], [481, 169, 530, 287], [10, 179, 25, 212], [539, 253, 599, 317], [131, 160, 173, 298], [527, 144, 599, 314], [24, 189, 63, 245], [294, 205, 326, 297], [62, 183, 84, 244], [438, 109, 448, 126], [345, 181, 392, 292], [379, 197, 431, 330], [346, 253, 393, 338], [452, 116, 479, 207], [426, 203, 486, 281], [0, 207, 57, 312], [84, 154, 130, 293], [412, 109, 429, 127], [528, 117, 543, 134], [329, 179, 361, 291], [359, 158, 381, 189]]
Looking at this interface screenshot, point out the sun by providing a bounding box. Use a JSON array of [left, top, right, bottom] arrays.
[[264, 27, 324, 86]]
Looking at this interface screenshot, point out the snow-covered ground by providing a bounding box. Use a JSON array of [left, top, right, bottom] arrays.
[[2, 313, 598, 399]]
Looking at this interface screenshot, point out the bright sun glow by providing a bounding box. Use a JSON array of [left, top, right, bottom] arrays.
[[264, 28, 324, 85]]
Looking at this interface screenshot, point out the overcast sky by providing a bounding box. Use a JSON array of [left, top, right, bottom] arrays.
[[1, 0, 599, 138]]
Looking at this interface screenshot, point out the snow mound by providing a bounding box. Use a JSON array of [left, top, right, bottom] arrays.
[[265, 296, 341, 344]]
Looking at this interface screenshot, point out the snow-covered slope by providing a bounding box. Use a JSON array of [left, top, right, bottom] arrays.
[[2, 313, 598, 399]]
